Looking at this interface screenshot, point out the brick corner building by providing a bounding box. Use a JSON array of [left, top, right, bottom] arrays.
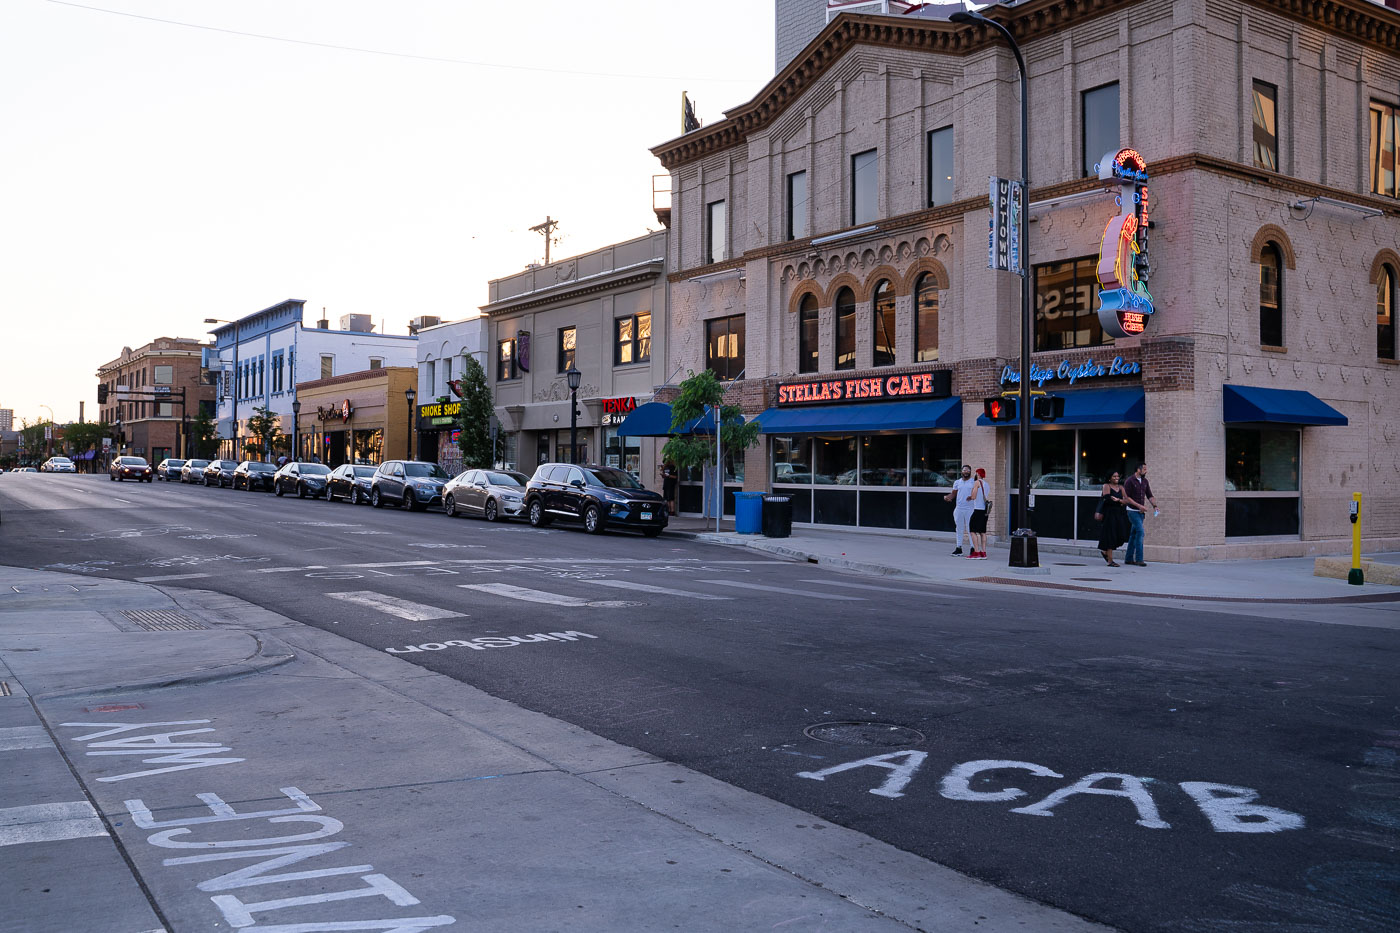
[[97, 337, 216, 463]]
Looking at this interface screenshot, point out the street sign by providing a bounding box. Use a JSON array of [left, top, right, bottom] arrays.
[[102, 437, 111, 451], [43, 426, 52, 440], [988, 177, 1025, 275]]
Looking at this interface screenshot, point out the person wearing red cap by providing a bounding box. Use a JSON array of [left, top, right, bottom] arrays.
[[968, 468, 990, 559]]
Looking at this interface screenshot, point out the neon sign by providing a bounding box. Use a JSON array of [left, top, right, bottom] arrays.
[[1095, 148, 1154, 339]]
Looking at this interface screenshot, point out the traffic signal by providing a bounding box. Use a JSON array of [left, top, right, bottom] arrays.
[[97, 384, 108, 403], [1033, 395, 1066, 422], [983, 397, 1016, 422]]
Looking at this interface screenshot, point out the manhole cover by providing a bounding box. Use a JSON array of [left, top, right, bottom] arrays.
[[804, 721, 925, 747], [121, 609, 206, 631], [1070, 578, 1113, 583]]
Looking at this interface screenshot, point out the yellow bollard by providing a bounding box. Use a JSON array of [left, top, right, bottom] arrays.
[[1348, 492, 1364, 586]]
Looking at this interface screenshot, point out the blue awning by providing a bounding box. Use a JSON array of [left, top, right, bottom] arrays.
[[755, 397, 961, 433], [975, 387, 1145, 426], [615, 401, 673, 437], [1223, 384, 1347, 426]]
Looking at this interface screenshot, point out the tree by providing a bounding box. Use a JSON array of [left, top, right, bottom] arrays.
[[64, 421, 109, 456], [660, 369, 762, 516], [244, 406, 280, 460], [18, 418, 47, 464], [189, 409, 218, 459], [455, 355, 501, 469]]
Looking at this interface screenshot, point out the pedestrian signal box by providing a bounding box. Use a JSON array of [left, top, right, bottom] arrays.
[[1033, 395, 1066, 422], [983, 397, 1016, 422]]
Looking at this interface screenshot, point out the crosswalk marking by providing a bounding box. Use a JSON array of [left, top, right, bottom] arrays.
[[0, 726, 53, 751], [325, 591, 464, 621], [457, 583, 594, 607], [697, 579, 866, 600], [0, 802, 108, 847], [134, 573, 211, 583], [253, 565, 327, 573], [344, 560, 437, 569], [573, 579, 733, 600], [800, 578, 970, 598]]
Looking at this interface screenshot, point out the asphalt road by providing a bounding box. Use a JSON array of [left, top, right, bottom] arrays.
[[3, 471, 1398, 932]]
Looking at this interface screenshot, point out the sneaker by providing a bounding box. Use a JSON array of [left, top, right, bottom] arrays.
[[967, 551, 980, 559], [977, 551, 989, 559], [952, 547, 963, 556], [1132, 561, 1148, 567]]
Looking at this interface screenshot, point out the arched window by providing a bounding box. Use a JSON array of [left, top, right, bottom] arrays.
[[1379, 264, 1396, 360], [835, 287, 856, 370], [1259, 244, 1283, 348], [872, 280, 896, 367], [798, 293, 819, 373], [914, 274, 939, 362]]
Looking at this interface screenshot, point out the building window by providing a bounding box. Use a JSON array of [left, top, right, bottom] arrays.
[[615, 312, 651, 365], [1252, 80, 1278, 171], [558, 326, 576, 373], [852, 149, 878, 226], [1259, 243, 1283, 347], [1225, 427, 1300, 537], [369, 358, 383, 370], [426, 360, 436, 394], [705, 314, 745, 381], [706, 200, 727, 264], [153, 365, 173, 384], [928, 127, 953, 206], [834, 287, 856, 370], [1082, 82, 1120, 177], [257, 359, 264, 396], [320, 355, 334, 380], [872, 280, 896, 367], [272, 354, 283, 392], [157, 402, 174, 417], [914, 273, 939, 362], [1379, 264, 1396, 360], [496, 339, 518, 381], [787, 171, 808, 241], [442, 357, 451, 386], [1370, 100, 1398, 198], [798, 293, 819, 374], [1034, 257, 1109, 351]]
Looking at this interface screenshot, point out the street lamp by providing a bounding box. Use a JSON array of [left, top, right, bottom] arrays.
[[291, 400, 301, 462], [404, 388, 416, 460], [950, 7, 1037, 568], [565, 366, 581, 464]]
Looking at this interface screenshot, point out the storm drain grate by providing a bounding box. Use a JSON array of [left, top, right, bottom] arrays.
[[121, 609, 207, 631], [804, 721, 925, 748]]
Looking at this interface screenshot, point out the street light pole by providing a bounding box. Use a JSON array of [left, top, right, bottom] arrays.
[[291, 400, 301, 462], [951, 8, 1037, 568], [404, 388, 417, 460], [566, 366, 581, 465]]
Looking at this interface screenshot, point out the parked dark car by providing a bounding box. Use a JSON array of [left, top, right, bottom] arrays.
[[443, 469, 529, 521], [203, 459, 238, 487], [155, 458, 186, 481], [327, 464, 378, 504], [233, 460, 277, 491], [180, 459, 211, 483], [109, 456, 153, 482], [370, 460, 450, 510], [524, 463, 668, 536], [273, 461, 332, 498]]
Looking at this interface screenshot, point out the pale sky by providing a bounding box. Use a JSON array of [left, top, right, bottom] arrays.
[[1, 0, 774, 426]]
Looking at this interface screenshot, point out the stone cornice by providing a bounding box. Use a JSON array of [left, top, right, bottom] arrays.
[[480, 260, 664, 317]]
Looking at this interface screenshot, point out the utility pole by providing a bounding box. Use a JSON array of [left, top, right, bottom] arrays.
[[529, 216, 560, 266]]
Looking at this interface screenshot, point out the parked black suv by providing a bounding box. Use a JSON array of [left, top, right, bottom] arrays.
[[523, 463, 667, 536]]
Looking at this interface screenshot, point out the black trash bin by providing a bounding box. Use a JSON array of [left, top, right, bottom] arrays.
[[762, 495, 792, 538]]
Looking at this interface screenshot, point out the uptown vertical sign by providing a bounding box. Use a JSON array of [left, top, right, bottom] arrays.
[[988, 177, 1024, 274], [1095, 148, 1155, 338]]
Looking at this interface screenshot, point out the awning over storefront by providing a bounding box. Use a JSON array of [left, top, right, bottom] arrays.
[[755, 397, 961, 433], [975, 387, 1145, 426], [616, 402, 745, 437], [1223, 384, 1347, 426]]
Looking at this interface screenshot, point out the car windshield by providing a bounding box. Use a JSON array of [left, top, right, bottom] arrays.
[[405, 463, 449, 479], [485, 471, 527, 487], [353, 466, 377, 477], [300, 464, 332, 476], [119, 457, 147, 465], [52, 458, 72, 463], [587, 467, 643, 490], [188, 460, 209, 468], [167, 459, 186, 467], [249, 462, 275, 472]]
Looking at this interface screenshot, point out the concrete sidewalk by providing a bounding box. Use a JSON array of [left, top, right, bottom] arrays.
[[0, 565, 1111, 933]]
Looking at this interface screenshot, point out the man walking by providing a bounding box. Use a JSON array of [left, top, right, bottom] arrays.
[[945, 464, 976, 556], [1122, 462, 1158, 567]]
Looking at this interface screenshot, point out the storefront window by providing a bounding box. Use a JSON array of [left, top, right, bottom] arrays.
[[772, 436, 811, 484], [1225, 427, 1300, 536], [604, 427, 640, 475], [860, 435, 906, 485], [813, 434, 857, 485], [1078, 428, 1145, 489], [1007, 429, 1144, 541], [352, 429, 382, 464], [911, 434, 960, 487]]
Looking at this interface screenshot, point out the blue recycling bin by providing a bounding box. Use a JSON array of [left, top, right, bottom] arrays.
[[734, 491, 765, 534]]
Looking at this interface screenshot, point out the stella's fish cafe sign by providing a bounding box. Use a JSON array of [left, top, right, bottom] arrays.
[[776, 368, 952, 406]]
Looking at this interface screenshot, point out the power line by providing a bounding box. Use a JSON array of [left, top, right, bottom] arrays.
[[45, 0, 764, 84]]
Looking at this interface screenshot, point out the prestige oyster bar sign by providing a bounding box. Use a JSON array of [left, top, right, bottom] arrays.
[[776, 369, 951, 406]]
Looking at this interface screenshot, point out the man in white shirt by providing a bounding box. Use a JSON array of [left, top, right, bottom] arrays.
[[944, 464, 976, 556]]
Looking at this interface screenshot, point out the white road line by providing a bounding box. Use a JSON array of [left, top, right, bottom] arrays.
[[574, 579, 733, 600], [0, 726, 53, 751], [697, 579, 866, 600], [0, 802, 108, 847], [325, 591, 464, 621], [133, 573, 212, 583], [439, 558, 787, 565], [252, 566, 327, 573], [343, 560, 437, 569], [457, 583, 593, 607], [800, 578, 971, 598], [112, 498, 133, 504]]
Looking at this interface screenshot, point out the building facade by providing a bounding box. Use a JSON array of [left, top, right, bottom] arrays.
[[652, 0, 1400, 560], [208, 300, 417, 460], [293, 367, 417, 467], [482, 230, 670, 485], [415, 315, 488, 475], [97, 337, 216, 463]]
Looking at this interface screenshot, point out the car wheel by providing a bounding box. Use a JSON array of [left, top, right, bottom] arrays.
[[296, 483, 306, 499], [583, 504, 605, 535], [275, 483, 284, 497], [528, 500, 550, 527], [111, 475, 118, 482], [444, 494, 458, 518], [642, 527, 663, 538], [407, 497, 424, 512], [146, 477, 153, 483], [484, 499, 498, 523], [351, 488, 362, 506], [371, 488, 383, 508]]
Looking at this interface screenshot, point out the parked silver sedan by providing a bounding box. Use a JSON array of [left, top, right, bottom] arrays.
[[180, 459, 211, 483], [442, 468, 529, 522]]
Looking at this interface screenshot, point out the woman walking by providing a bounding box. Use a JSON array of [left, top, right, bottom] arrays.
[[1095, 471, 1132, 566]]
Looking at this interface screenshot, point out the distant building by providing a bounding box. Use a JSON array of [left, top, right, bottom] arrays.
[[294, 366, 418, 468], [414, 315, 488, 474], [96, 337, 217, 463], [0, 409, 12, 433], [207, 300, 417, 461]]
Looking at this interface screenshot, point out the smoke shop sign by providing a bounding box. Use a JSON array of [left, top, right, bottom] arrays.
[[776, 369, 951, 406], [1001, 356, 1142, 388]]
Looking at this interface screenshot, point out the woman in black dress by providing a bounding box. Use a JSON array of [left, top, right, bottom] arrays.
[[1096, 471, 1131, 566]]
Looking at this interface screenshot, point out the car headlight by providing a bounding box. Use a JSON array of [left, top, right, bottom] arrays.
[[500, 492, 523, 502]]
